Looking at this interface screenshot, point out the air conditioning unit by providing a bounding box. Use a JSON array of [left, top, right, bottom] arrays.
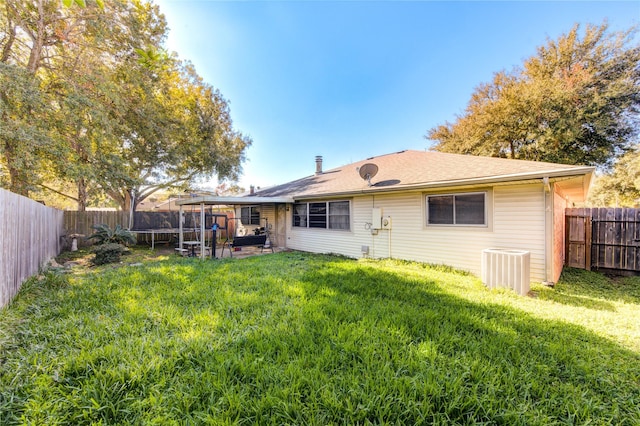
[[481, 249, 530, 296]]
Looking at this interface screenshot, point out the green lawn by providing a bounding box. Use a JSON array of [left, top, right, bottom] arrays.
[[1, 250, 639, 425]]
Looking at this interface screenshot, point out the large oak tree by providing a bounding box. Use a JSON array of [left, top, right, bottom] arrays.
[[0, 0, 251, 211], [588, 144, 640, 206], [427, 23, 640, 169]]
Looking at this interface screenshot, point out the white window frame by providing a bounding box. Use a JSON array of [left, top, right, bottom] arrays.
[[426, 191, 487, 227], [240, 206, 260, 226], [293, 200, 351, 231]]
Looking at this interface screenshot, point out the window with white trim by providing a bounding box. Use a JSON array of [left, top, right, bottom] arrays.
[[426, 192, 486, 226], [240, 206, 260, 225], [293, 201, 350, 230]]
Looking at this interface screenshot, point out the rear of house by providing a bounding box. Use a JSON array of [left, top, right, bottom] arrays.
[[281, 184, 567, 283], [229, 150, 592, 284]]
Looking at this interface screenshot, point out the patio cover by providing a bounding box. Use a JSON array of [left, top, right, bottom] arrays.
[[175, 196, 293, 259]]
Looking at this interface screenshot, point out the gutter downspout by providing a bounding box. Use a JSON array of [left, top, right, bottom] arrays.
[[388, 224, 392, 259], [371, 195, 375, 259], [543, 176, 551, 285]]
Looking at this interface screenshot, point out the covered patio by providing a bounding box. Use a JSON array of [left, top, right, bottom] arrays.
[[175, 196, 293, 260]]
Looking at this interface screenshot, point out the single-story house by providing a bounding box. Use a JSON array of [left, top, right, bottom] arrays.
[[178, 150, 594, 284]]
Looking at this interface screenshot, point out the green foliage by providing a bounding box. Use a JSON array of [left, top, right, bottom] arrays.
[[533, 266, 640, 308], [588, 144, 640, 206], [91, 242, 127, 265], [62, 0, 86, 7], [0, 0, 250, 210], [428, 23, 640, 168], [87, 224, 137, 246], [0, 64, 52, 195], [101, 58, 252, 212], [1, 252, 638, 424]]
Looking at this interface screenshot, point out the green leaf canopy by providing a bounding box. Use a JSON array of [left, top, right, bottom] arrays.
[[427, 23, 640, 169]]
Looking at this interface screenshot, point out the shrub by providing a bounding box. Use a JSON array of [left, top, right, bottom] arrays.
[[91, 243, 127, 265], [87, 224, 137, 246]]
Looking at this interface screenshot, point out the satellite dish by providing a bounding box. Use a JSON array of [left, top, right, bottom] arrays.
[[358, 163, 379, 187]]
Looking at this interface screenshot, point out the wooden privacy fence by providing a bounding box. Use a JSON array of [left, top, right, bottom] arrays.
[[63, 210, 236, 247], [63, 211, 129, 247], [1, 189, 64, 308], [566, 208, 640, 274]]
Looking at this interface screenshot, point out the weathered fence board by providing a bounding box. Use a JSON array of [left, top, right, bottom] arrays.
[[565, 211, 591, 270], [1, 189, 64, 308], [63, 211, 129, 247], [591, 208, 640, 272], [566, 207, 640, 274], [63, 210, 235, 247]]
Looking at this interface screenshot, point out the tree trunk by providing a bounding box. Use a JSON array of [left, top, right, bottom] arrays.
[[124, 189, 137, 229], [122, 191, 132, 213], [3, 140, 28, 196], [26, 0, 45, 74], [1, 24, 16, 62], [8, 167, 28, 196], [105, 188, 126, 211], [77, 177, 87, 211]]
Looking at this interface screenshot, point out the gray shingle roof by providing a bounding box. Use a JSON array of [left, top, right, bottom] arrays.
[[253, 150, 593, 199]]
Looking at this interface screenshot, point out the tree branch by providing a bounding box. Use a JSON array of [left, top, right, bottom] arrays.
[[136, 176, 193, 202], [1, 15, 16, 62], [37, 183, 79, 202]]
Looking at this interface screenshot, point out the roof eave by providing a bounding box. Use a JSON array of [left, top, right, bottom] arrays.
[[291, 166, 595, 200], [176, 196, 294, 206]]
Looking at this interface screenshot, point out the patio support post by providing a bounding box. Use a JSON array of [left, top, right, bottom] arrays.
[[179, 205, 184, 252], [200, 202, 206, 259]]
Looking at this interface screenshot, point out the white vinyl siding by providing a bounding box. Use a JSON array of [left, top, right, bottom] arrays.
[[491, 185, 546, 279], [285, 183, 547, 283], [259, 204, 275, 229]]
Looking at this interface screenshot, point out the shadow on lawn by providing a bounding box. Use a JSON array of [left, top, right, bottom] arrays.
[[532, 267, 640, 308], [4, 253, 638, 425], [92, 254, 633, 424], [530, 289, 617, 311], [285, 260, 640, 423]]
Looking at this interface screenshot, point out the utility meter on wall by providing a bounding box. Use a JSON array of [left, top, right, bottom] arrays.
[[382, 216, 392, 230]]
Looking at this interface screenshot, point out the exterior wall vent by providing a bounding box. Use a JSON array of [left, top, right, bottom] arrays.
[[481, 249, 530, 296]]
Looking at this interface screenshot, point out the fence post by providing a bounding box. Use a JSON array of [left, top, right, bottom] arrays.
[[585, 215, 592, 271]]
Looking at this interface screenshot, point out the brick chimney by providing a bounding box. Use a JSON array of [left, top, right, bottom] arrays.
[[249, 185, 255, 195], [315, 155, 323, 175]]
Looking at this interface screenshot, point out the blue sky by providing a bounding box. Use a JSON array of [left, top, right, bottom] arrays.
[[153, 0, 639, 191]]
